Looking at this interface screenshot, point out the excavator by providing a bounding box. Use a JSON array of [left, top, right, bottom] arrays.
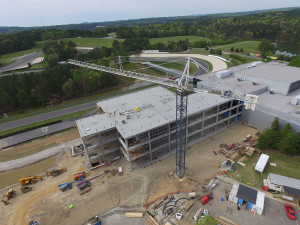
[[19, 176, 42, 186], [46, 168, 67, 177], [2, 189, 16, 205]]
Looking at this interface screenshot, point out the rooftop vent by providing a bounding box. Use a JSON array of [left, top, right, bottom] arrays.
[[269, 89, 278, 94], [253, 81, 261, 85]]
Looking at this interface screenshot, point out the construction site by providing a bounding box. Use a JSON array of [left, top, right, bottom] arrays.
[[76, 86, 245, 171], [1, 58, 300, 225]]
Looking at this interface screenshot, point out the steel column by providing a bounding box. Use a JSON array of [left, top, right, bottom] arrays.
[[175, 89, 188, 179]]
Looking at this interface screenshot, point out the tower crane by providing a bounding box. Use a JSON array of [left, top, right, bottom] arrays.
[[67, 58, 258, 179]]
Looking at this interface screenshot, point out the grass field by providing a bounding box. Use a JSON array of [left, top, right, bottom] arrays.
[[123, 62, 166, 77], [149, 36, 210, 45], [213, 41, 261, 55], [0, 156, 57, 189], [226, 150, 300, 189], [152, 60, 198, 75], [0, 142, 57, 162], [64, 37, 124, 48]]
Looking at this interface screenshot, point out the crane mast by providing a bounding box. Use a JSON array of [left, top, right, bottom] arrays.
[[67, 58, 257, 179]]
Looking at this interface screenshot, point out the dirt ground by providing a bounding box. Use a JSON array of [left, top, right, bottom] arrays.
[[0, 123, 258, 225]]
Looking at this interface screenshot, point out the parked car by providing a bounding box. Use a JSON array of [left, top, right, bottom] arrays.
[[285, 204, 296, 220]]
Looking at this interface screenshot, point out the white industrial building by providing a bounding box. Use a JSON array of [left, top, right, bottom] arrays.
[[198, 62, 300, 132], [229, 182, 265, 215]]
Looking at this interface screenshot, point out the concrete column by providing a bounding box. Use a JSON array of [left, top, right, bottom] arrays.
[[168, 123, 171, 152], [148, 131, 152, 162], [125, 139, 132, 171], [215, 105, 220, 131], [201, 111, 205, 138]]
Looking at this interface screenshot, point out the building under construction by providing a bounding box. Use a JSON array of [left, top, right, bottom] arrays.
[[76, 86, 251, 170]]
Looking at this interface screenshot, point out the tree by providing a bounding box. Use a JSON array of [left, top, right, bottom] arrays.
[[240, 48, 244, 52], [196, 214, 218, 225], [235, 48, 239, 52], [62, 79, 75, 98], [230, 47, 234, 51], [259, 40, 275, 58], [288, 56, 300, 68], [16, 89, 32, 108]]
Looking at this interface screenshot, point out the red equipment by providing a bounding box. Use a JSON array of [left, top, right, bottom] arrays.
[[74, 171, 86, 180], [201, 193, 213, 205]]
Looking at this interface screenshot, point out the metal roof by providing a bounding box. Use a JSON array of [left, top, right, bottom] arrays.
[[283, 186, 300, 197], [269, 173, 300, 190], [76, 114, 115, 138], [236, 184, 258, 204], [236, 63, 300, 84]]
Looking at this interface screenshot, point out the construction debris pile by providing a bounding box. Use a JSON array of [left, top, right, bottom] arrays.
[[143, 177, 220, 225], [218, 134, 259, 169]]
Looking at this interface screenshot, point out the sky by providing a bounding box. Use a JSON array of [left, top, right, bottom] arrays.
[[0, 0, 299, 27]]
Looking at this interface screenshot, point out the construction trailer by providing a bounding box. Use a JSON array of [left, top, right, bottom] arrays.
[[254, 153, 269, 173], [76, 86, 246, 170], [265, 173, 300, 198]]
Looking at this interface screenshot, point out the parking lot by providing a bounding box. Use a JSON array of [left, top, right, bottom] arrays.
[[187, 179, 299, 225]]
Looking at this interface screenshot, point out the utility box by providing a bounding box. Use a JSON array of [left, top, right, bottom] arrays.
[[216, 70, 232, 78]]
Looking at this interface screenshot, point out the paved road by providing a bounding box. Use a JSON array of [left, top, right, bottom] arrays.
[[137, 53, 227, 72], [0, 120, 75, 149], [0, 101, 97, 132], [0, 52, 43, 74], [130, 57, 209, 76], [0, 82, 153, 132], [193, 178, 300, 225], [0, 138, 82, 173]]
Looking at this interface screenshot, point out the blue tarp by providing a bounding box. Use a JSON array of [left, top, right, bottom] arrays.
[[247, 202, 253, 209], [238, 198, 244, 205]]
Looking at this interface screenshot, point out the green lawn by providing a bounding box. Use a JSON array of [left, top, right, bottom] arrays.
[[149, 36, 210, 45], [213, 41, 261, 55], [152, 60, 198, 75], [226, 150, 300, 189], [123, 62, 166, 77], [64, 37, 124, 48], [0, 108, 94, 138]]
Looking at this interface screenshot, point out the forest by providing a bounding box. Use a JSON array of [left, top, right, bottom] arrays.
[[1, 9, 300, 55]]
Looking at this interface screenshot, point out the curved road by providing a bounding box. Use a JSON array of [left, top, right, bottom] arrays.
[[137, 53, 228, 72], [0, 52, 43, 74]]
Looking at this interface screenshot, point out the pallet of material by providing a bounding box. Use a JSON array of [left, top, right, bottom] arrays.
[[230, 152, 239, 160], [125, 212, 144, 218], [216, 216, 238, 225], [184, 201, 194, 211], [145, 212, 159, 225]]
